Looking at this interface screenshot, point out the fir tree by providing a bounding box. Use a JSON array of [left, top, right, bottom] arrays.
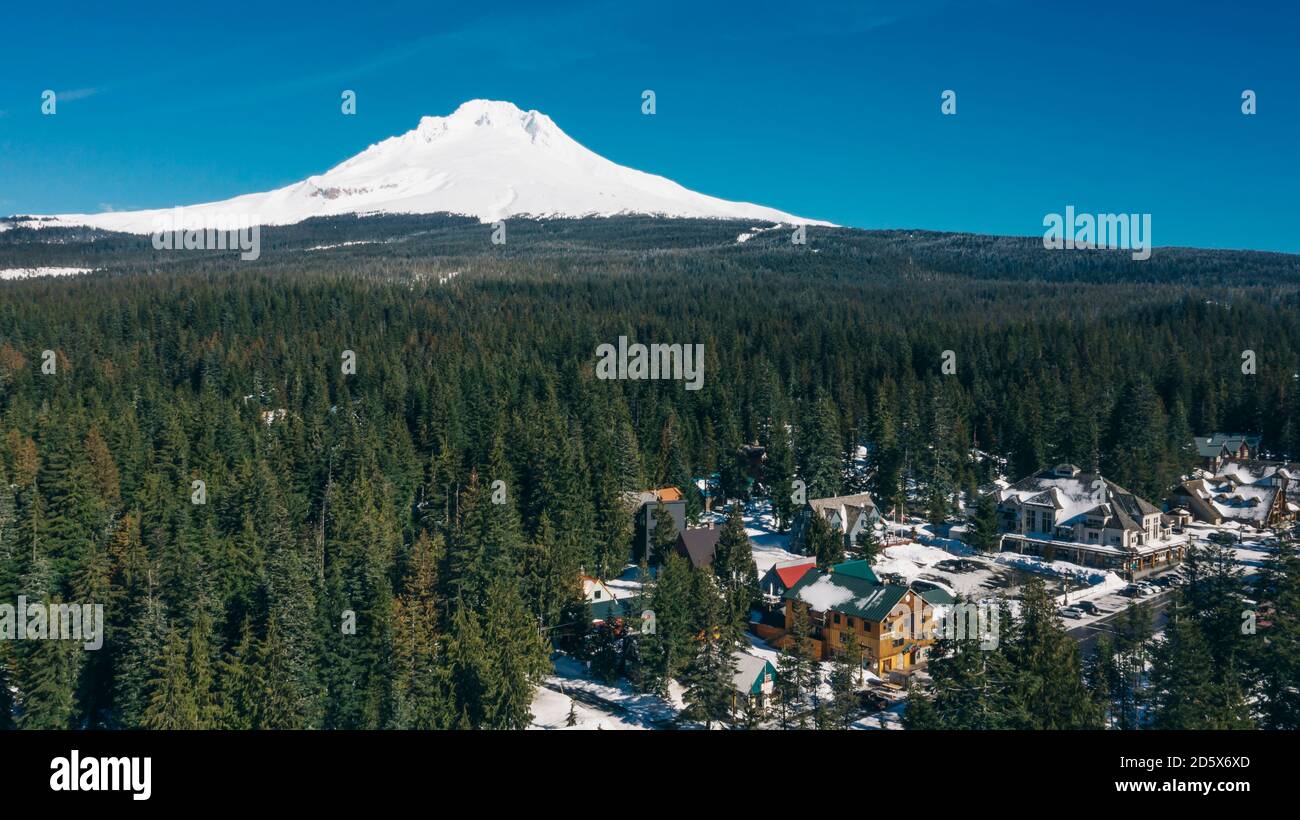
[[777, 600, 817, 728], [679, 577, 737, 730], [829, 631, 861, 728], [142, 627, 200, 730], [968, 491, 1001, 553], [853, 522, 880, 563], [650, 502, 677, 565], [712, 503, 758, 643], [1148, 615, 1253, 729], [1000, 578, 1101, 729]]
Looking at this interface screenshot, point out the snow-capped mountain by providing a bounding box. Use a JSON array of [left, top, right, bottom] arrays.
[[29, 100, 830, 233]]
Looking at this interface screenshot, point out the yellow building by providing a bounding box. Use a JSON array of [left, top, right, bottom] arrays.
[[778, 564, 952, 676]]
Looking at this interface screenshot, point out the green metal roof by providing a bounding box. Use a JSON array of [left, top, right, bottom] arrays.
[[831, 559, 880, 584], [782, 570, 910, 622], [917, 587, 956, 606]]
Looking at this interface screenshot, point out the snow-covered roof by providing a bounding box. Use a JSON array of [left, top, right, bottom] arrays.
[[1217, 460, 1300, 491], [731, 652, 774, 694], [997, 465, 1159, 530], [785, 570, 911, 622], [1180, 475, 1279, 524]]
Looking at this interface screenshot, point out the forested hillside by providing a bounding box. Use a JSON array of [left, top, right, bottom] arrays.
[[1, 215, 1298, 728]]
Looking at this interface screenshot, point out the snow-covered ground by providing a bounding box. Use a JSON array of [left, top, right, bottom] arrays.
[[739, 502, 801, 572], [699, 499, 800, 573], [540, 655, 682, 728], [1182, 521, 1278, 579], [851, 702, 905, 730], [530, 684, 646, 730], [0, 267, 97, 280], [302, 240, 377, 252]]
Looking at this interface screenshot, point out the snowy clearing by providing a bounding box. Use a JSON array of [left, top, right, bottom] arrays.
[[0, 267, 97, 280]]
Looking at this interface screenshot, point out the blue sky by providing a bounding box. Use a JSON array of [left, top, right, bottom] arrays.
[[1, 0, 1297, 252]]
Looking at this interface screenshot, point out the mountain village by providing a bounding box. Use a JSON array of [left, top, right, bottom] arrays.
[[534, 432, 1297, 729]]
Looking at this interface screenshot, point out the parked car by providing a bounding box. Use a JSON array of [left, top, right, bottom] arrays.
[[857, 691, 891, 712], [1117, 585, 1142, 598], [1075, 601, 1102, 615], [1060, 606, 1084, 619]]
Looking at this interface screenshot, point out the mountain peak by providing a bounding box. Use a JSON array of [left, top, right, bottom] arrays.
[[410, 99, 562, 147], [36, 100, 832, 232]]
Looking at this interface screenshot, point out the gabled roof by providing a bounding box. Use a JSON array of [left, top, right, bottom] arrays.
[[624, 486, 686, 510], [1176, 473, 1279, 524], [783, 570, 910, 622], [1194, 433, 1261, 458], [917, 587, 956, 606], [759, 558, 817, 594], [675, 527, 722, 569], [998, 466, 1160, 530], [830, 559, 880, 585], [731, 652, 776, 695], [772, 557, 817, 589], [1217, 460, 1300, 490], [808, 492, 879, 533]]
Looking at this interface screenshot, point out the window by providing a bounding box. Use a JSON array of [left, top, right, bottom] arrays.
[[847, 617, 855, 629], [833, 613, 841, 625], [593, 590, 602, 599]]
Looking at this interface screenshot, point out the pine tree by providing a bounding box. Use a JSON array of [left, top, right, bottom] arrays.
[[480, 579, 550, 729], [680, 577, 737, 729], [649, 554, 695, 678], [142, 627, 199, 730], [1000, 578, 1101, 729], [829, 631, 861, 728], [1083, 631, 1119, 727], [259, 616, 305, 729], [766, 418, 797, 531], [390, 531, 451, 729], [904, 598, 1015, 730], [712, 503, 758, 643], [216, 617, 261, 730], [802, 393, 843, 500], [968, 491, 1001, 553], [12, 623, 82, 729], [650, 502, 677, 565], [188, 613, 219, 729], [1148, 615, 1253, 729], [853, 522, 880, 563], [589, 621, 623, 684], [808, 514, 844, 569], [777, 600, 816, 728], [1253, 541, 1300, 728]]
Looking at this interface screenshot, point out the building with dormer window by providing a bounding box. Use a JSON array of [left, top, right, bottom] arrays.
[[996, 464, 1186, 579]]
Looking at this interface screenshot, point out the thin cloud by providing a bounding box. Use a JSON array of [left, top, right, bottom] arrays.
[[55, 87, 99, 102]]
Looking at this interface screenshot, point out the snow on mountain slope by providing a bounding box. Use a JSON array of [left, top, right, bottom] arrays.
[[33, 100, 831, 233]]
